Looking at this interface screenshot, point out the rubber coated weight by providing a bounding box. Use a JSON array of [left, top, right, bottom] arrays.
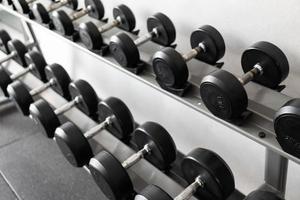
[[89, 151, 134, 200], [98, 97, 135, 139], [0, 67, 12, 97], [7, 39, 28, 66], [181, 148, 235, 200], [133, 122, 177, 170], [245, 191, 283, 200], [55, 121, 93, 167], [200, 70, 248, 120], [79, 22, 103, 50], [135, 185, 172, 200], [147, 12, 176, 46], [13, 0, 31, 14], [32, 3, 50, 24], [113, 4, 136, 32], [51, 10, 74, 36], [241, 41, 289, 89], [84, 0, 104, 20], [68, 79, 98, 117], [0, 29, 11, 53], [274, 99, 300, 158], [25, 51, 47, 81], [191, 25, 225, 64]]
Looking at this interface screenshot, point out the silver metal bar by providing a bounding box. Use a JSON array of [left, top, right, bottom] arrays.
[[10, 64, 33, 80], [29, 78, 55, 96], [54, 96, 81, 115], [134, 29, 158, 46], [98, 17, 121, 33], [174, 176, 204, 200], [182, 47, 202, 62], [47, 0, 68, 12], [83, 117, 113, 139], [0, 51, 17, 64], [122, 144, 151, 169], [238, 64, 263, 85], [70, 5, 92, 21]]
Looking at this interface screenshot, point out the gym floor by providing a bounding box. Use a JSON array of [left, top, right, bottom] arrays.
[[0, 99, 107, 200]]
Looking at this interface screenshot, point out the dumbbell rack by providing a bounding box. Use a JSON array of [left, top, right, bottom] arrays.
[[0, 1, 298, 199]]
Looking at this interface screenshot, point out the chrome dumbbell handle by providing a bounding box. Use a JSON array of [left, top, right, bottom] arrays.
[[83, 116, 114, 139], [54, 96, 82, 115], [98, 16, 122, 33], [238, 64, 263, 85], [70, 5, 93, 21], [174, 176, 204, 200], [182, 42, 206, 62], [122, 144, 152, 169], [134, 28, 159, 46], [29, 78, 56, 96]]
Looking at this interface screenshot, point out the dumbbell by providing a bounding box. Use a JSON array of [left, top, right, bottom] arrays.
[[274, 98, 300, 158], [79, 4, 136, 51], [0, 39, 36, 67], [200, 41, 289, 120], [0, 51, 47, 97], [0, 29, 12, 54], [29, 79, 98, 138], [89, 122, 177, 200], [135, 148, 235, 200], [109, 12, 176, 70], [152, 25, 225, 90], [7, 63, 71, 115], [55, 97, 135, 167], [32, 0, 78, 25], [244, 190, 283, 200], [51, 0, 105, 36]]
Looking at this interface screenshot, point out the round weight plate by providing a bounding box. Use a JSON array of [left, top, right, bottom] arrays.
[[113, 4, 136, 32], [147, 12, 176, 46], [133, 122, 177, 170], [152, 47, 188, 88], [89, 151, 134, 200], [7, 39, 28, 67], [245, 190, 283, 200], [110, 32, 140, 68], [241, 41, 289, 89], [191, 25, 225, 64], [135, 185, 173, 200], [25, 51, 47, 81], [52, 10, 74, 36], [182, 148, 235, 200], [7, 80, 34, 115], [29, 99, 60, 138], [84, 0, 104, 20], [13, 0, 30, 14], [0, 67, 13, 97], [98, 97, 134, 140], [32, 3, 50, 24], [274, 99, 300, 158], [0, 29, 11, 54], [66, 0, 78, 10], [200, 70, 248, 120], [79, 22, 103, 50], [69, 79, 98, 117], [45, 63, 71, 100], [55, 121, 93, 167]]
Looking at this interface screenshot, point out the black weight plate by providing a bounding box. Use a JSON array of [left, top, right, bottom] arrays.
[[0, 29, 11, 53], [109, 32, 140, 68], [0, 67, 12, 97], [182, 148, 235, 200], [51, 10, 74, 36], [29, 99, 60, 138], [66, 0, 78, 10], [7, 39, 28, 67], [45, 63, 71, 100], [133, 122, 177, 170], [69, 79, 98, 117], [25, 51, 47, 82], [13, 0, 30, 14], [191, 25, 225, 65], [113, 4, 136, 32], [89, 151, 134, 200], [84, 0, 104, 20], [32, 3, 50, 24], [55, 121, 93, 167], [147, 12, 176, 46], [98, 97, 134, 140], [152, 47, 188, 88], [245, 190, 283, 200], [241, 41, 289, 89], [200, 70, 248, 120], [79, 22, 103, 50], [7, 80, 34, 115], [136, 185, 172, 200]]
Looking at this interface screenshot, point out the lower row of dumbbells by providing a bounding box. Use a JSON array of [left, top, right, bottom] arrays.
[[0, 37, 284, 200]]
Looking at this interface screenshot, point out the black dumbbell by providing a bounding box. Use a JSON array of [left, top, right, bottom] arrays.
[[79, 4, 136, 51], [274, 98, 300, 158], [89, 122, 177, 200], [244, 190, 283, 200], [109, 12, 176, 71], [152, 25, 225, 90], [51, 0, 105, 36], [200, 41, 289, 120], [7, 63, 71, 115], [0, 39, 36, 67], [136, 148, 235, 200], [13, 0, 38, 14], [55, 97, 135, 167], [29, 79, 98, 138], [0, 51, 47, 97], [32, 0, 78, 24], [0, 29, 12, 54]]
